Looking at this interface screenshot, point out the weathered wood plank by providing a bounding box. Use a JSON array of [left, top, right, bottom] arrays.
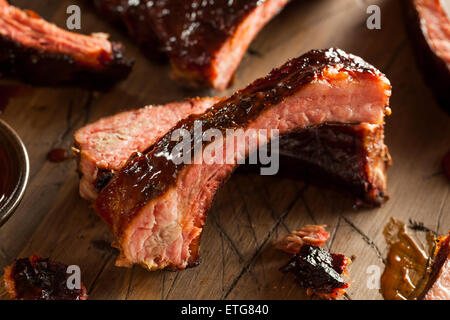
[[0, 0, 448, 300]]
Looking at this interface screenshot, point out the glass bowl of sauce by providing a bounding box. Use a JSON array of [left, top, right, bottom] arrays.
[[0, 118, 29, 227]]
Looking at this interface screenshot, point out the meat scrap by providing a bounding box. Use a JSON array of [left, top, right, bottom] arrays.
[[94, 48, 391, 271], [93, 0, 290, 90], [0, 0, 132, 88], [274, 225, 330, 254], [3, 255, 88, 300], [280, 245, 351, 300]]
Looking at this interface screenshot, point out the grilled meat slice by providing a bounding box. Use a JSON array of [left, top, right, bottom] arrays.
[[274, 225, 330, 254], [403, 0, 450, 109], [93, 48, 391, 271], [280, 245, 351, 300], [92, 0, 289, 90], [0, 0, 132, 88], [3, 255, 88, 300]]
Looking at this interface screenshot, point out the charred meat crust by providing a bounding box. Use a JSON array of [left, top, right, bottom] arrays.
[[0, 36, 132, 89], [402, 0, 450, 110], [279, 123, 391, 206], [3, 255, 88, 300], [280, 245, 350, 295]]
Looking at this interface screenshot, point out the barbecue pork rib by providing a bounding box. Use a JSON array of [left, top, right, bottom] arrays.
[[75, 102, 390, 206], [0, 0, 132, 88], [403, 0, 450, 109], [93, 48, 391, 271], [93, 0, 289, 90]]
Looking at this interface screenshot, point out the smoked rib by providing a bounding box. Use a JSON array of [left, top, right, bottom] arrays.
[[0, 0, 132, 87], [75, 110, 390, 206], [93, 48, 392, 271], [93, 0, 289, 90]]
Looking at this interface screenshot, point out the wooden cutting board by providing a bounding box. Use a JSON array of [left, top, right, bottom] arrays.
[[0, 0, 449, 300]]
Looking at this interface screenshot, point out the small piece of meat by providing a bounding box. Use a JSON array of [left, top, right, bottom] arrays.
[[280, 245, 351, 300], [274, 225, 330, 254], [93, 0, 289, 90], [0, 0, 132, 88], [420, 232, 450, 300], [3, 255, 88, 300], [403, 0, 450, 109], [94, 48, 392, 271]]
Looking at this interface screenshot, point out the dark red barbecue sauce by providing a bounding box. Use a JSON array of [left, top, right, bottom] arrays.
[[47, 148, 70, 163]]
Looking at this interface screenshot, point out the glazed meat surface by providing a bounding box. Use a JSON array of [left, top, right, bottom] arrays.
[[93, 0, 289, 90], [93, 48, 391, 271]]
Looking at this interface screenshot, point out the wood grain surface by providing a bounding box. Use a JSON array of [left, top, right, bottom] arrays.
[[0, 0, 449, 300]]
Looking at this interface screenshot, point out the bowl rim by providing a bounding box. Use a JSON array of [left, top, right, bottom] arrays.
[[0, 118, 30, 227]]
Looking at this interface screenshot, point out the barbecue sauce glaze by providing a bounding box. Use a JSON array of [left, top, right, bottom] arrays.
[[96, 48, 386, 235], [47, 148, 70, 163], [95, 0, 270, 68]]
